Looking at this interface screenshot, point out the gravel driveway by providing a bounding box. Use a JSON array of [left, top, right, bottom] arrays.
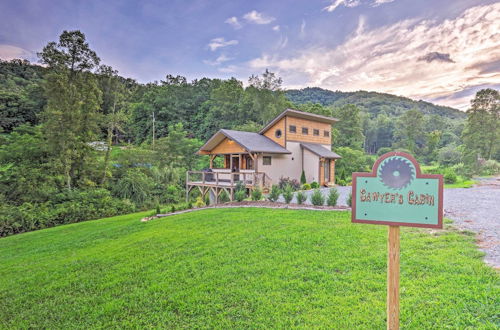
[[281, 177, 500, 268]]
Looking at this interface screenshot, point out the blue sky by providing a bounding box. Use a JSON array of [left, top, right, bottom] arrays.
[[0, 0, 499, 110]]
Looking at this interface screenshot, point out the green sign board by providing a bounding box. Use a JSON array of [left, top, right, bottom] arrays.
[[352, 152, 443, 228]]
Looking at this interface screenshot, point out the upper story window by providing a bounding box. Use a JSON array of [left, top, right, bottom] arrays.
[[263, 156, 272, 165], [289, 125, 296, 133], [275, 129, 282, 138], [313, 129, 320, 136], [324, 130, 330, 137], [302, 127, 309, 135]]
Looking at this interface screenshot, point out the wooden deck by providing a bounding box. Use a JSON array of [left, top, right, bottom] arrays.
[[186, 171, 271, 202]]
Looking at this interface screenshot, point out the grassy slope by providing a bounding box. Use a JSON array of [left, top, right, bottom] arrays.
[[0, 209, 498, 328]]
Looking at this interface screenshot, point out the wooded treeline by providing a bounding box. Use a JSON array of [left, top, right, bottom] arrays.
[[1, 30, 498, 236]]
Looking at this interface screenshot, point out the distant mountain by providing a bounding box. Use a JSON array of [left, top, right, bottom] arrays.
[[286, 87, 466, 120]]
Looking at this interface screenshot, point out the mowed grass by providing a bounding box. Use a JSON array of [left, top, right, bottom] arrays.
[[0, 209, 498, 328]]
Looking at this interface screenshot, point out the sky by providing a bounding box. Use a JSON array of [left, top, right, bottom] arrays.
[[0, 0, 499, 110]]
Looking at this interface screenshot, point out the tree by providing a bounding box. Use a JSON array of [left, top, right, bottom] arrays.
[[394, 109, 424, 155], [331, 104, 364, 150], [38, 30, 102, 189], [462, 89, 499, 166]]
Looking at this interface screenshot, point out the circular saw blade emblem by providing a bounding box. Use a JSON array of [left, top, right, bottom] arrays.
[[378, 157, 415, 190]]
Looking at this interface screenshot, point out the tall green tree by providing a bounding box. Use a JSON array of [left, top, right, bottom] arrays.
[[462, 89, 499, 165], [38, 30, 102, 189], [394, 109, 424, 155], [331, 104, 364, 150]]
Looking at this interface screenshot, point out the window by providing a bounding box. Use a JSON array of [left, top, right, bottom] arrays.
[[313, 129, 320, 136], [289, 125, 296, 133], [263, 156, 272, 165], [275, 129, 282, 138], [324, 130, 330, 137], [302, 127, 309, 135]]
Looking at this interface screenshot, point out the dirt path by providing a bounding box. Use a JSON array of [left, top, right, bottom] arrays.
[[444, 177, 500, 268]]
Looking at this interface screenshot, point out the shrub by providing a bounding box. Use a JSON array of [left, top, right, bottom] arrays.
[[479, 160, 500, 176], [377, 147, 392, 157], [310, 181, 319, 189], [300, 170, 307, 184], [251, 187, 262, 201], [337, 179, 346, 186], [112, 169, 154, 207], [283, 184, 294, 204], [327, 188, 340, 207], [219, 190, 230, 203], [187, 201, 193, 209], [235, 181, 246, 193], [163, 185, 181, 204], [296, 191, 307, 205], [234, 190, 246, 202], [171, 205, 176, 213], [278, 177, 300, 191], [347, 192, 352, 207], [311, 189, 325, 206], [302, 183, 311, 190], [443, 169, 457, 184], [268, 185, 281, 202], [194, 196, 206, 208], [155, 204, 161, 215]]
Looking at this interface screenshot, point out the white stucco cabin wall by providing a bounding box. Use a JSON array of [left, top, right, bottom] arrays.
[[303, 148, 320, 183]]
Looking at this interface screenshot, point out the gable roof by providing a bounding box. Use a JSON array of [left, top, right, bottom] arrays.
[[198, 129, 290, 154], [259, 108, 339, 134], [300, 142, 342, 159]]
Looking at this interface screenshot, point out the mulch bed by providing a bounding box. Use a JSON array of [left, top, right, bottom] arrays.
[[141, 201, 350, 222]]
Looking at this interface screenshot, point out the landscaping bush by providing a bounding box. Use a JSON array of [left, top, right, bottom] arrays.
[[443, 169, 457, 184], [234, 189, 246, 202], [278, 177, 300, 191], [219, 190, 230, 203], [310, 181, 319, 189], [327, 188, 340, 207], [311, 189, 325, 206], [479, 160, 500, 176], [268, 185, 281, 202], [194, 196, 206, 208], [302, 183, 311, 190], [347, 192, 352, 207], [283, 184, 294, 204], [377, 147, 392, 156], [251, 187, 262, 201], [296, 191, 307, 205], [300, 170, 306, 184]]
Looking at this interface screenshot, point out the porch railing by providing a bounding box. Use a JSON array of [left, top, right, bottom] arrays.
[[186, 171, 271, 188]]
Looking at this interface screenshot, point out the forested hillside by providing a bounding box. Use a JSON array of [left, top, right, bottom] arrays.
[[287, 87, 465, 119], [0, 30, 498, 237]]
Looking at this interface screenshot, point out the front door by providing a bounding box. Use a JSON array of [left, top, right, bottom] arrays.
[[232, 156, 240, 182], [324, 159, 330, 183]]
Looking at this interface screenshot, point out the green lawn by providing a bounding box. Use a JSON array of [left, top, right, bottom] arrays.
[[0, 209, 498, 328]]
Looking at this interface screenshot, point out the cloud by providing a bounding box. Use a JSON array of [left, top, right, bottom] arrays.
[[249, 3, 500, 110], [203, 54, 233, 66], [323, 0, 361, 12], [299, 20, 306, 38], [225, 16, 242, 29], [243, 10, 275, 24], [418, 52, 454, 63], [0, 44, 34, 61], [218, 65, 238, 73], [373, 0, 396, 6], [207, 38, 238, 51], [272, 25, 280, 32]]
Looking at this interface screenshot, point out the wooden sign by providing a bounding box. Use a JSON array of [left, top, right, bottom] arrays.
[[352, 152, 443, 228], [351, 152, 443, 330]]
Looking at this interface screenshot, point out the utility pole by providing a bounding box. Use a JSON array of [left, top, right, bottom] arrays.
[[152, 111, 156, 149]]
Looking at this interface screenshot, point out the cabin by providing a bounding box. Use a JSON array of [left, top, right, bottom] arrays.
[[186, 109, 341, 202]]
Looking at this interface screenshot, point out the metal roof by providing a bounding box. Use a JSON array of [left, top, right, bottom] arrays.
[[259, 108, 339, 134], [198, 129, 291, 154], [300, 142, 342, 159]]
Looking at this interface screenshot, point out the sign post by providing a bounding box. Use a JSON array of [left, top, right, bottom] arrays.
[[352, 152, 443, 330]]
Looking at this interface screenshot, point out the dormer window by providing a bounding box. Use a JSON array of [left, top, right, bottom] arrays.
[[302, 127, 309, 135]]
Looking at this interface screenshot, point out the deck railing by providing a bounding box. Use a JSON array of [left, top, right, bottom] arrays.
[[186, 171, 271, 188]]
